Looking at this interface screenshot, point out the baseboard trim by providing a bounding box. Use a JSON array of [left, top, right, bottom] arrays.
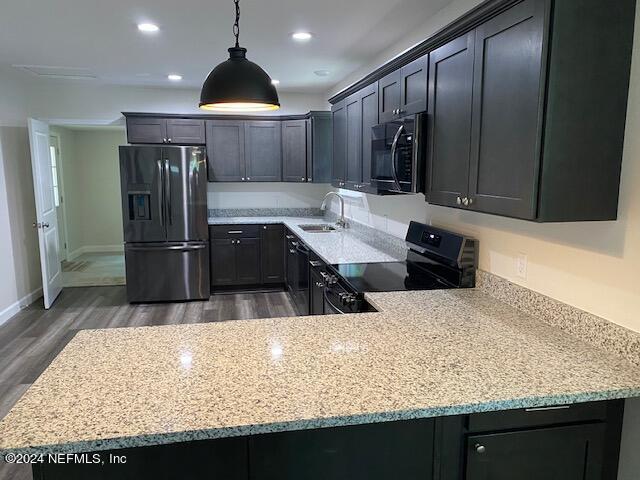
[[0, 287, 43, 326], [67, 245, 124, 261]]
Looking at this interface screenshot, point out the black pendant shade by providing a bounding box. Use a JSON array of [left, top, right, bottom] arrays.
[[199, 47, 280, 112]]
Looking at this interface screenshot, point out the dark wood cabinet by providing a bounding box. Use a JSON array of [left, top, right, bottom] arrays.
[[309, 266, 325, 315], [282, 120, 307, 182], [426, 32, 475, 208], [236, 238, 261, 284], [210, 238, 238, 286], [250, 418, 435, 480], [345, 92, 362, 189], [126, 117, 205, 145], [210, 226, 261, 287], [206, 120, 246, 182], [306, 113, 332, 183], [466, 424, 606, 480], [165, 118, 206, 144], [331, 100, 347, 187], [126, 117, 167, 144], [359, 82, 378, 191], [378, 70, 402, 124], [467, 0, 544, 219], [378, 54, 428, 123], [399, 55, 428, 117], [245, 121, 282, 182], [260, 225, 284, 284]]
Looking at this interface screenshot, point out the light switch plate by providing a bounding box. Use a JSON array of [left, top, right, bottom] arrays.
[[516, 253, 528, 279]]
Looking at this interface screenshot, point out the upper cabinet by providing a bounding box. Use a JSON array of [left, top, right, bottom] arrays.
[[306, 112, 332, 184], [206, 120, 246, 182], [425, 0, 634, 221], [245, 121, 282, 182], [126, 116, 205, 145], [378, 54, 428, 123], [282, 120, 307, 182], [331, 100, 347, 188]]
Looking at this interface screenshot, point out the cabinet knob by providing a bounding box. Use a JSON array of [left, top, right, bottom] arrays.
[[475, 444, 486, 454], [263, 226, 267, 229], [301, 177, 305, 181], [167, 138, 172, 143], [468, 197, 474, 205], [237, 240, 241, 245], [289, 249, 295, 254], [462, 197, 469, 206], [456, 196, 462, 205], [163, 138, 167, 143], [308, 177, 312, 182], [241, 177, 245, 181], [247, 177, 251, 181]]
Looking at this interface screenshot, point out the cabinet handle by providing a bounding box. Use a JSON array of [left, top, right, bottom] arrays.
[[456, 196, 462, 205], [524, 405, 570, 412], [474, 444, 486, 454], [227, 230, 243, 234]]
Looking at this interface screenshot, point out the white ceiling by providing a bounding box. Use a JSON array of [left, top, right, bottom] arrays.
[[0, 0, 452, 93]]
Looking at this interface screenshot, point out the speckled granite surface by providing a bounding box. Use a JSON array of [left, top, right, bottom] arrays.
[[1, 289, 639, 454], [208, 216, 405, 264], [476, 270, 640, 367]]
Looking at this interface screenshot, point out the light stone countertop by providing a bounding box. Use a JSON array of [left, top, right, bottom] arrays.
[[207, 216, 405, 264], [1, 289, 639, 454]]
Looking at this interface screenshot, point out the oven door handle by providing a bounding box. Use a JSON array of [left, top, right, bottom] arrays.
[[390, 124, 405, 192], [323, 288, 346, 315]]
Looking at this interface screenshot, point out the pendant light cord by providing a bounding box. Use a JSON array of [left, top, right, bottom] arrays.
[[233, 0, 240, 48]]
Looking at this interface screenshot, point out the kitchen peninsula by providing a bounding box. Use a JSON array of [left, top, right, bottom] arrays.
[[0, 282, 638, 479]]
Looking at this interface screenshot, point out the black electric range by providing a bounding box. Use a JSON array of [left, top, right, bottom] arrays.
[[322, 222, 477, 314]]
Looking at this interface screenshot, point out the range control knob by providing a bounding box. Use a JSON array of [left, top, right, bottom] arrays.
[[326, 275, 339, 286]]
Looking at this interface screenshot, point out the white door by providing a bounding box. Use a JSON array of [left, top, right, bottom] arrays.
[[28, 118, 62, 308]]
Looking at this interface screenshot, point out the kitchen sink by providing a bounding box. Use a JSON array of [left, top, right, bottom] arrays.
[[299, 224, 337, 233]]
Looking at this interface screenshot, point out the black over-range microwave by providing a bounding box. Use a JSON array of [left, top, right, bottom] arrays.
[[370, 113, 425, 194]]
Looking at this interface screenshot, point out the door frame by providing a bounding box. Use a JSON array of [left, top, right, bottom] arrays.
[[48, 131, 70, 261]]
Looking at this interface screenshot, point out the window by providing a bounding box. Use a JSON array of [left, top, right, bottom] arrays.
[[49, 145, 60, 207]]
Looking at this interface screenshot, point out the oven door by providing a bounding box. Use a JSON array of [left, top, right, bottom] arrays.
[[370, 114, 424, 193]]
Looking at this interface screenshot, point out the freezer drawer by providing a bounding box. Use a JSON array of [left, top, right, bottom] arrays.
[[125, 242, 210, 303]]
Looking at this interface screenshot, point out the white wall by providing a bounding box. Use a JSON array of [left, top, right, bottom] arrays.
[[51, 127, 126, 258], [207, 182, 330, 210]]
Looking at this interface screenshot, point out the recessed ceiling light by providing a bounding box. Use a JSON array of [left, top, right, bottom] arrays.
[[292, 31, 313, 42], [271, 79, 280, 85], [168, 74, 183, 81], [314, 69, 330, 77], [137, 23, 159, 33]]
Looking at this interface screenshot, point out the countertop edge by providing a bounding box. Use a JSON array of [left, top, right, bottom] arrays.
[[3, 388, 638, 455]]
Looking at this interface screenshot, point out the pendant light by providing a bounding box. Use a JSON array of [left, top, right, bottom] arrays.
[[199, 0, 280, 112]]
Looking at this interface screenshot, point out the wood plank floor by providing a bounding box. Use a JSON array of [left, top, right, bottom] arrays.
[[0, 286, 296, 480]]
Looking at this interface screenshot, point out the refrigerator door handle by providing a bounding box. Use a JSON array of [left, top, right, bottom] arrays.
[[164, 157, 172, 225], [157, 159, 164, 226]]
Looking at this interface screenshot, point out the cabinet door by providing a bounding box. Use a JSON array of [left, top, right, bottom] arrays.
[[166, 119, 205, 145], [235, 238, 261, 284], [282, 120, 307, 182], [466, 423, 605, 480], [378, 70, 401, 123], [331, 101, 347, 186], [210, 238, 237, 286], [360, 83, 378, 190], [260, 225, 284, 284], [426, 32, 475, 208], [250, 419, 435, 480], [245, 121, 282, 182], [400, 55, 428, 116], [345, 92, 362, 189], [308, 114, 333, 184], [310, 268, 325, 315], [206, 120, 246, 182], [468, 0, 545, 219], [126, 117, 167, 144]]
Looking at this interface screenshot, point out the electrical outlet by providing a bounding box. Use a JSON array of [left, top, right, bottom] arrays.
[[516, 253, 528, 279]]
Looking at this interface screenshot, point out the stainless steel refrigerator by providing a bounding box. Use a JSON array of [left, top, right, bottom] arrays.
[[119, 146, 209, 303]]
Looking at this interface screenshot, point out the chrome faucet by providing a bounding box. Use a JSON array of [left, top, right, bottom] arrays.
[[321, 192, 349, 228]]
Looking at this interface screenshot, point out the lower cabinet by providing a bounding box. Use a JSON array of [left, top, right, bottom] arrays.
[[466, 424, 606, 480], [210, 225, 284, 289], [260, 225, 284, 284], [249, 419, 435, 480]]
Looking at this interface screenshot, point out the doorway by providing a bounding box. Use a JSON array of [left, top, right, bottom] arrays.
[[50, 126, 127, 287]]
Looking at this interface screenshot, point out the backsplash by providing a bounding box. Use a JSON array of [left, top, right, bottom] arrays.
[[208, 208, 323, 218]]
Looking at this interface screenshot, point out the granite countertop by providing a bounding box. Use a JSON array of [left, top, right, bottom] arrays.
[[207, 216, 405, 264], [1, 289, 639, 454]]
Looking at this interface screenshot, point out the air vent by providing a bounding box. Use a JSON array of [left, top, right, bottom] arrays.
[[12, 65, 97, 80]]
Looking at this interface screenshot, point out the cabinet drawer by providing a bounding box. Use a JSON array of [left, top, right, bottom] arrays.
[[209, 225, 261, 239], [467, 401, 609, 433]]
